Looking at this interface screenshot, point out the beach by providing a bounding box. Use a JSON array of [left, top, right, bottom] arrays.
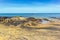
[[0, 16, 60, 40]]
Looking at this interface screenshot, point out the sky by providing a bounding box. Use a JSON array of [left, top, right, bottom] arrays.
[[0, 0, 60, 13]]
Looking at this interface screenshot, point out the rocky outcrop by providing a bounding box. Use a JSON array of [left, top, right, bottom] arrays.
[[0, 16, 59, 28]]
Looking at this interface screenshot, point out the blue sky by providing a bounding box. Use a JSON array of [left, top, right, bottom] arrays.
[[0, 0, 60, 13]]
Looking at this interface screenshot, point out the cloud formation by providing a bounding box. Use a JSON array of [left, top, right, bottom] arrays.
[[0, 0, 60, 13]]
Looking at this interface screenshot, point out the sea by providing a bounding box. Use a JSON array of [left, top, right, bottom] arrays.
[[0, 13, 60, 18]]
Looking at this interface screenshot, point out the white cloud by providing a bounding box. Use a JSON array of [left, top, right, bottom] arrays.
[[0, 0, 60, 13], [0, 4, 60, 13]]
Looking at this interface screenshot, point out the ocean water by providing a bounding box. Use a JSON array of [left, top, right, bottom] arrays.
[[0, 13, 60, 18]]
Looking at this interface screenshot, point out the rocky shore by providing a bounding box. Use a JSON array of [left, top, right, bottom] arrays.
[[0, 16, 60, 40], [0, 16, 56, 28]]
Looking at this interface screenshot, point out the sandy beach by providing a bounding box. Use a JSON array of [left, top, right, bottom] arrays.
[[0, 16, 60, 40]]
